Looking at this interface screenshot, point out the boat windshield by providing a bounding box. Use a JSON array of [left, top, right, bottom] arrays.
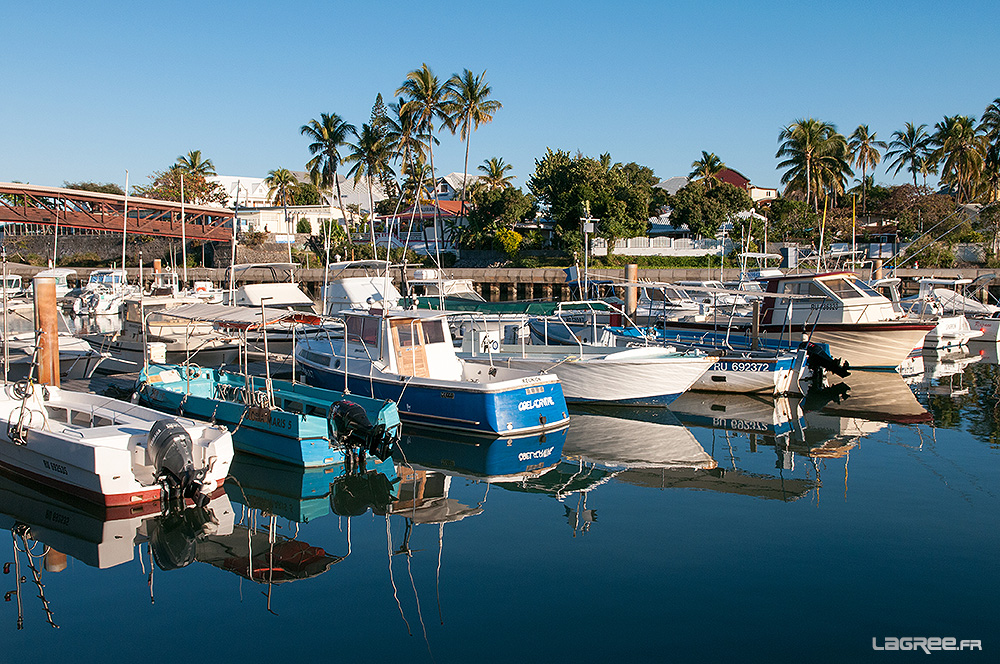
[[820, 277, 869, 299]]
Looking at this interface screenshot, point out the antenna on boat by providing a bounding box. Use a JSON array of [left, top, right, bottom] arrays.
[[230, 183, 239, 303], [181, 172, 188, 288]]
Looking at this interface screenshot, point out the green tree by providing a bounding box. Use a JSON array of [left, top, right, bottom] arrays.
[[344, 122, 396, 250], [175, 150, 216, 177], [133, 167, 228, 205], [978, 98, 1000, 203], [290, 182, 321, 206], [764, 197, 819, 240], [688, 151, 725, 188], [478, 157, 515, 191], [301, 112, 357, 243], [63, 181, 125, 195], [776, 118, 842, 210], [848, 125, 887, 215], [264, 168, 299, 206], [527, 149, 655, 246], [885, 122, 934, 188], [397, 64, 452, 249], [447, 69, 502, 214], [669, 181, 753, 239], [932, 115, 986, 203], [384, 97, 432, 206]]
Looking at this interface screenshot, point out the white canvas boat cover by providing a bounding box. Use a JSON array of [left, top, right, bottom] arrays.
[[156, 302, 321, 329]]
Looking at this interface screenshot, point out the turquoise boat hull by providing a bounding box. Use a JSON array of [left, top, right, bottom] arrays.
[[137, 365, 401, 468]]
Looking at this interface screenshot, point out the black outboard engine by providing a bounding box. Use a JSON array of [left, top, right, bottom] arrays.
[[330, 401, 397, 461], [148, 505, 217, 571], [331, 472, 396, 517], [147, 419, 207, 507], [804, 341, 851, 378]]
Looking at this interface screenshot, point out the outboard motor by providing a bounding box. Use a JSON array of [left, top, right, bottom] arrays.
[[804, 341, 850, 378], [331, 472, 396, 517], [148, 505, 217, 571], [330, 401, 397, 461], [147, 419, 207, 506]]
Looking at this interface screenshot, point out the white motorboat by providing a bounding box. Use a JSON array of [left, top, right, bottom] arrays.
[[458, 338, 715, 406], [71, 268, 138, 315], [896, 277, 989, 347], [0, 381, 234, 507], [660, 271, 936, 369], [2, 301, 106, 380], [84, 296, 241, 373]]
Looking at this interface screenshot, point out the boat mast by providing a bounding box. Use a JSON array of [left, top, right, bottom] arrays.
[[121, 170, 129, 279], [181, 172, 188, 287]]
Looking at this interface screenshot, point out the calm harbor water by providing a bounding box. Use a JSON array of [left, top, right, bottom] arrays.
[[3, 343, 998, 663]]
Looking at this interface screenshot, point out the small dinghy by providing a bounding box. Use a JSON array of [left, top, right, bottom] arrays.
[[0, 380, 234, 507]]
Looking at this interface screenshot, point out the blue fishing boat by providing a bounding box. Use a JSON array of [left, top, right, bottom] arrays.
[[295, 309, 570, 436], [136, 365, 401, 468]]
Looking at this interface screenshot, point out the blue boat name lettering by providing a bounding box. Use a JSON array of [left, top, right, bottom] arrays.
[[518, 397, 556, 411], [518, 446, 554, 461], [43, 459, 69, 475]]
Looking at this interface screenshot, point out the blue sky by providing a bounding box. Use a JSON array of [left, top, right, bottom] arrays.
[[2, 0, 997, 193]]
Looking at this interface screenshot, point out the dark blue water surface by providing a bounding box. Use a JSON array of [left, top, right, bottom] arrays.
[[2, 345, 997, 663]]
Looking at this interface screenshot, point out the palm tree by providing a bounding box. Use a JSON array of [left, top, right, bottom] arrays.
[[397, 64, 452, 256], [979, 98, 1000, 202], [776, 118, 839, 210], [344, 123, 396, 252], [813, 132, 853, 208], [175, 150, 216, 176], [848, 125, 887, 215], [688, 151, 725, 188], [447, 69, 502, 215], [478, 157, 515, 191], [932, 115, 986, 203], [264, 168, 298, 207], [301, 112, 357, 240], [885, 122, 933, 188]]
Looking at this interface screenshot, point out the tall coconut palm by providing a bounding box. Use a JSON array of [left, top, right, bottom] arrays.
[[776, 118, 838, 211], [848, 125, 886, 214], [478, 157, 515, 191], [447, 69, 502, 215], [344, 123, 396, 253], [979, 98, 1000, 202], [397, 64, 452, 257], [301, 112, 357, 241], [885, 122, 933, 188], [264, 168, 298, 207], [932, 115, 986, 203], [384, 98, 434, 203], [175, 150, 216, 177], [813, 133, 853, 208], [688, 151, 726, 188]]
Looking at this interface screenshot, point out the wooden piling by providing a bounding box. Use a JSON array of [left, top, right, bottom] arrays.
[[33, 276, 59, 386]]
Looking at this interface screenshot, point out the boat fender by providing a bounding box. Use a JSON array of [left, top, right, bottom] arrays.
[[146, 419, 207, 506]]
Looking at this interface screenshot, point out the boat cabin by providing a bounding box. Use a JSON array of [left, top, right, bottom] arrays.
[[328, 310, 463, 381], [761, 272, 901, 325], [0, 274, 22, 296], [34, 268, 77, 298], [86, 269, 127, 290]]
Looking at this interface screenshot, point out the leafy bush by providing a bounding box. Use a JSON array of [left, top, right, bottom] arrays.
[[495, 228, 523, 256], [296, 219, 312, 234]]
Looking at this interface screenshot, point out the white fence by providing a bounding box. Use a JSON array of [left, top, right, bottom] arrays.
[[590, 236, 733, 256]]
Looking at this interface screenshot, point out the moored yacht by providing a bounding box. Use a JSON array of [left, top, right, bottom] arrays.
[[295, 309, 570, 436]]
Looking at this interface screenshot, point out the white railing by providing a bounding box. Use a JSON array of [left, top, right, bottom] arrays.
[[590, 237, 732, 256]]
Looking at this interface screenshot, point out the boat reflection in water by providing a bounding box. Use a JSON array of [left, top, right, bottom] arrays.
[[0, 470, 233, 629], [902, 346, 984, 397], [204, 452, 401, 613]]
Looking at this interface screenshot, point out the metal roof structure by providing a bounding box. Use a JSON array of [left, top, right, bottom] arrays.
[[0, 182, 234, 241]]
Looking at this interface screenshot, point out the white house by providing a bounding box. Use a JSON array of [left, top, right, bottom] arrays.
[[209, 172, 388, 211]]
